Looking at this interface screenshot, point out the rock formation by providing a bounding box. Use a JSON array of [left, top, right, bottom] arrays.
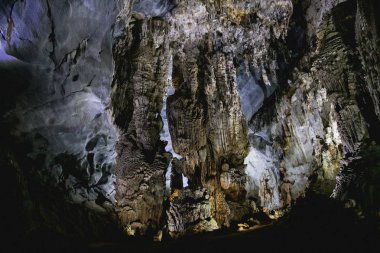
[[1, 0, 122, 241], [1, 0, 379, 241], [112, 13, 171, 235]]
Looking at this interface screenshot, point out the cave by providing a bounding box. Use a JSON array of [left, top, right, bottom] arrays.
[[1, 0, 379, 252]]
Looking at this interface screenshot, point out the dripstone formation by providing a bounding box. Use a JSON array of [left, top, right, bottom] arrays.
[[1, 0, 379, 241], [113, 15, 171, 234]]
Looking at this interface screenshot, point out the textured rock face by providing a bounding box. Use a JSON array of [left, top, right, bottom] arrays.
[[122, 0, 379, 229], [112, 14, 171, 235], [111, 0, 294, 233], [246, 0, 380, 215], [1, 0, 121, 239], [355, 0, 380, 121], [166, 0, 293, 230], [1, 0, 120, 205], [167, 188, 218, 235], [331, 0, 380, 216], [2, 0, 380, 241]]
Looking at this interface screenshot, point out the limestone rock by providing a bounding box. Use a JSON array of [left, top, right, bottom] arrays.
[[0, 0, 122, 240], [167, 188, 218, 234], [244, 0, 379, 213], [112, 16, 171, 235], [2, 0, 380, 241]]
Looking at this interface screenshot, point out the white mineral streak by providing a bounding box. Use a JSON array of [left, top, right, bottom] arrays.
[[160, 54, 184, 191], [244, 146, 282, 210]]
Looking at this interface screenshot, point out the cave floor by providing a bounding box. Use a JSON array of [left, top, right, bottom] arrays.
[[8, 194, 380, 253]]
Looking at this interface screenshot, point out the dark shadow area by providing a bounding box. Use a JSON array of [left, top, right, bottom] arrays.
[[0, 61, 31, 115], [5, 193, 379, 253]]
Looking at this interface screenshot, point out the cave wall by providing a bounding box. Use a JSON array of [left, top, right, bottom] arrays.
[[111, 0, 295, 234], [1, 0, 123, 240], [1, 0, 379, 240], [332, 0, 380, 216], [112, 0, 380, 234], [112, 13, 171, 235], [248, 0, 380, 215]]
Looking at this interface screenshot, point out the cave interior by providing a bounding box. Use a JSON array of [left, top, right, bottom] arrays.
[[1, 0, 380, 252]]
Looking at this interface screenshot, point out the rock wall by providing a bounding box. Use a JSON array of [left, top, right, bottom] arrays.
[[1, 0, 379, 240], [112, 14, 171, 235], [332, 0, 380, 216], [1, 0, 122, 240], [247, 0, 380, 216], [111, 0, 295, 234]]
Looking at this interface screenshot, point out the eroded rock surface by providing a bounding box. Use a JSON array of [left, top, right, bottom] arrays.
[[167, 188, 218, 235], [1, 0, 122, 240], [246, 0, 380, 216], [112, 15, 171, 235], [2, 0, 380, 241], [111, 0, 294, 233]]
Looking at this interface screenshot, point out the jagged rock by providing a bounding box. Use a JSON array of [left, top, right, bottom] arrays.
[[112, 15, 171, 234], [245, 0, 379, 214], [220, 168, 247, 200], [333, 142, 380, 217], [167, 188, 218, 234], [162, 0, 294, 230], [1, 0, 380, 241]]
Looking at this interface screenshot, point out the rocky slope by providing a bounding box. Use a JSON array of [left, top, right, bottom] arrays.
[[1, 0, 379, 241]]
